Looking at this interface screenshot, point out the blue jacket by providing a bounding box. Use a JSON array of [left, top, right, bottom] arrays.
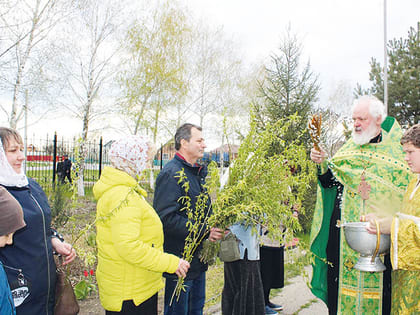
[[153, 154, 211, 280], [229, 224, 260, 261], [0, 179, 56, 315], [0, 263, 15, 315]]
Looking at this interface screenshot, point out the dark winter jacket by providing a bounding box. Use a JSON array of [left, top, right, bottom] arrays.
[[0, 263, 15, 315], [63, 159, 72, 174], [0, 179, 56, 315], [153, 154, 211, 280]]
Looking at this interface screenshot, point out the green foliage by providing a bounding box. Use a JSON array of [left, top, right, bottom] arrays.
[[199, 238, 220, 265], [74, 280, 90, 300], [49, 184, 72, 228], [74, 270, 96, 300], [209, 115, 316, 244], [204, 260, 225, 309], [358, 25, 420, 125], [299, 176, 318, 234], [86, 231, 96, 248], [68, 215, 97, 268], [251, 28, 322, 237], [254, 28, 320, 147], [118, 0, 191, 138], [170, 167, 213, 303]]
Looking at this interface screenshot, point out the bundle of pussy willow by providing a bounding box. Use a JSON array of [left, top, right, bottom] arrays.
[[308, 114, 322, 151]]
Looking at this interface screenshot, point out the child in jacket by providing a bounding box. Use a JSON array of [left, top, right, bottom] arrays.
[[0, 186, 26, 315]]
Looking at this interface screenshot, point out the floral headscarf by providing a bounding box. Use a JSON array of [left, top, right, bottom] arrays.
[[109, 135, 151, 179], [0, 138, 28, 187]]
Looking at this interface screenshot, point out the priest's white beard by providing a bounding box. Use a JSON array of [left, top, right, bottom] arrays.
[[352, 122, 380, 145]]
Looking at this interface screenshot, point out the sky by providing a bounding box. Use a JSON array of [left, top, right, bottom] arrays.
[[2, 0, 419, 144], [183, 0, 419, 105]]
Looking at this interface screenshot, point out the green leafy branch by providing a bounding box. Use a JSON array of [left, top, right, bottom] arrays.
[[201, 114, 316, 262], [170, 168, 214, 304], [171, 114, 316, 298]]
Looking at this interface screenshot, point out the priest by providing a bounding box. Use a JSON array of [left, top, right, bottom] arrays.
[[309, 95, 413, 314]]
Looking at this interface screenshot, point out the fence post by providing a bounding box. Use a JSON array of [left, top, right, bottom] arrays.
[[160, 143, 163, 170], [99, 137, 103, 178], [52, 133, 57, 186]]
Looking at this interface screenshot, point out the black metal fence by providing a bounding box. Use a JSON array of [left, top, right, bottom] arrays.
[[25, 135, 234, 193], [25, 134, 110, 193]]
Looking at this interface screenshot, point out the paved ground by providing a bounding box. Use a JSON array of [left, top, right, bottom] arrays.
[[269, 267, 328, 315], [206, 265, 328, 315]]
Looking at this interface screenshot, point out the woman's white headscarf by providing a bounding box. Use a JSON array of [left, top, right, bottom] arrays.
[[0, 138, 29, 187], [109, 135, 151, 179]]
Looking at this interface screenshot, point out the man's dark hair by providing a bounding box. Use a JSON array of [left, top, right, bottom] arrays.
[[401, 124, 420, 148], [174, 123, 202, 150]]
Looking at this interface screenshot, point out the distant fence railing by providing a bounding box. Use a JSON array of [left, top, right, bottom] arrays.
[[24, 134, 111, 192], [24, 135, 235, 193]]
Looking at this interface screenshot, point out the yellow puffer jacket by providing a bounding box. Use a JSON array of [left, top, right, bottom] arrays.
[[93, 166, 180, 311]]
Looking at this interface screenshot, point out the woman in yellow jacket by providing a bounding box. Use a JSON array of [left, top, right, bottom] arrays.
[[94, 135, 190, 315]]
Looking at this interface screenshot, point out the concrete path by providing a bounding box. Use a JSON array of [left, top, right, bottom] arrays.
[[206, 265, 328, 315], [269, 266, 328, 315]]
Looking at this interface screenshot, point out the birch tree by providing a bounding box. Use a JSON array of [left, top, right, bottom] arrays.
[[53, 0, 123, 195], [0, 0, 71, 128], [187, 25, 225, 127], [213, 56, 250, 147], [161, 22, 246, 141], [118, 0, 190, 141]]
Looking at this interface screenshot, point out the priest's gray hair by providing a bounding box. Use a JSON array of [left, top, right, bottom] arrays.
[[352, 95, 386, 123]]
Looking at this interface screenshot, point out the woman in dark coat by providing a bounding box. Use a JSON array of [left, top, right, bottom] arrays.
[[260, 229, 285, 315], [222, 223, 265, 315], [0, 127, 76, 315]]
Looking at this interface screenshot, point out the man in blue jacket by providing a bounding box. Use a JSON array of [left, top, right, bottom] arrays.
[[154, 123, 224, 315]]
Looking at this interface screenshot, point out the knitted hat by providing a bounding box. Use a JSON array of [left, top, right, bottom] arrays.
[[0, 186, 26, 235]]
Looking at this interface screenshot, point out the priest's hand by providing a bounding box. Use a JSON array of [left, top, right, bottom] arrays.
[[310, 147, 327, 164], [362, 213, 392, 235]]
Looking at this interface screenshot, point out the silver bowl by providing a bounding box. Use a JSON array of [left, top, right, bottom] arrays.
[[341, 221, 390, 272]]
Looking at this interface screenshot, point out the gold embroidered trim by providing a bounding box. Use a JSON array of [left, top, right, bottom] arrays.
[[341, 288, 357, 297], [363, 292, 381, 299], [342, 288, 381, 299]]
